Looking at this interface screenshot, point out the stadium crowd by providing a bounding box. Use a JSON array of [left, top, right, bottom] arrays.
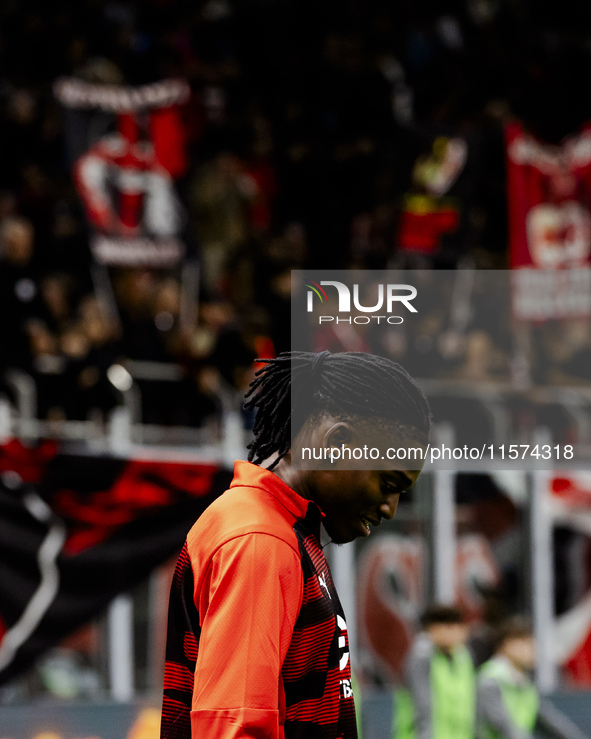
[[1, 0, 591, 425], [1, 3, 591, 723]]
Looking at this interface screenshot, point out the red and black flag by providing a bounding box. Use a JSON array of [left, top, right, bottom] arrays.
[[506, 120, 591, 321], [0, 439, 230, 685], [53, 77, 190, 267]]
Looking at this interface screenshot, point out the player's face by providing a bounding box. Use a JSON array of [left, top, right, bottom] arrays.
[[311, 466, 421, 544], [291, 415, 426, 543]]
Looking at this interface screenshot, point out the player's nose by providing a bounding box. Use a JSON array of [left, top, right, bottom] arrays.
[[379, 494, 400, 520]]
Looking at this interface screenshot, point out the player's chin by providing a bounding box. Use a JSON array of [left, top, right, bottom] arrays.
[[324, 518, 359, 545]]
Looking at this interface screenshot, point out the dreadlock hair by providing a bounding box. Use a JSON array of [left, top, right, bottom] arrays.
[[243, 350, 432, 470]]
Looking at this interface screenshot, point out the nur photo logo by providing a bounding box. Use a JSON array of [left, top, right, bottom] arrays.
[[303, 278, 418, 325]]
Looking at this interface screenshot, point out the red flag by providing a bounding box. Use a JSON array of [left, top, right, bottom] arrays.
[[506, 121, 591, 269]]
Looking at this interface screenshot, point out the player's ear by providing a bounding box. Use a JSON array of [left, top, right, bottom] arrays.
[[322, 421, 353, 450]]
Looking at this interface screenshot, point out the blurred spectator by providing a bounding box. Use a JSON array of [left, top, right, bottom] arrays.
[[209, 305, 273, 392], [476, 618, 589, 739], [189, 152, 258, 297], [451, 329, 509, 383], [393, 604, 475, 739], [40, 272, 77, 331], [0, 216, 43, 369], [535, 320, 591, 386], [114, 268, 168, 361], [187, 300, 236, 361], [152, 276, 183, 357], [0, 0, 589, 426]]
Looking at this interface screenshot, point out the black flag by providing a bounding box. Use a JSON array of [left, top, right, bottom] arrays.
[[0, 439, 230, 685]]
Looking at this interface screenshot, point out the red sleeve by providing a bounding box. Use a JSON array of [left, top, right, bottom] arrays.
[[190, 533, 303, 738]]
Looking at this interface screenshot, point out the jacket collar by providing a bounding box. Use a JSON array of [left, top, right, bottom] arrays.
[[230, 460, 314, 521]]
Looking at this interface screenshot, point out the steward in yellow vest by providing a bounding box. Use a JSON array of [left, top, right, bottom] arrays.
[[393, 604, 476, 739], [476, 617, 588, 739]]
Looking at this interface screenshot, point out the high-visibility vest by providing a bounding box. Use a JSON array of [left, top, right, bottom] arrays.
[[393, 645, 476, 739], [478, 657, 539, 739], [352, 671, 362, 738]]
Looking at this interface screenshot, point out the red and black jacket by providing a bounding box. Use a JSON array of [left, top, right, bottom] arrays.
[[161, 461, 358, 739]]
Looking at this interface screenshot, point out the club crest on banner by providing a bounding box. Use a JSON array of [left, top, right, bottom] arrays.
[[54, 78, 190, 267], [506, 121, 591, 321]]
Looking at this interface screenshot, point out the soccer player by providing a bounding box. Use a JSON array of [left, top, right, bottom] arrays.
[[160, 350, 431, 739], [393, 604, 475, 739], [476, 618, 588, 739]]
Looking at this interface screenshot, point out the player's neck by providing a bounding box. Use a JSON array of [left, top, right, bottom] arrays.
[[263, 453, 313, 502]]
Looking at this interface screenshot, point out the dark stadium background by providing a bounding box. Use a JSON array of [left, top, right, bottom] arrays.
[[1, 0, 591, 737]]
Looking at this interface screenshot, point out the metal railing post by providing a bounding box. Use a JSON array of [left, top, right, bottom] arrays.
[[431, 423, 456, 604], [528, 428, 556, 693], [107, 593, 135, 701], [5, 370, 36, 441], [108, 406, 133, 455], [332, 543, 357, 659], [0, 396, 11, 443]]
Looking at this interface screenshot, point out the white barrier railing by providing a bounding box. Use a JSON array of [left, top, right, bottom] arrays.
[[2, 367, 590, 696]]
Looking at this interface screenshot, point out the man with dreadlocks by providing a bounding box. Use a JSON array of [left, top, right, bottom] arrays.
[[161, 350, 431, 739]]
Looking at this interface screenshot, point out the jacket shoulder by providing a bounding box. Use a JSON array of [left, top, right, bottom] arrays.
[[187, 484, 301, 558]]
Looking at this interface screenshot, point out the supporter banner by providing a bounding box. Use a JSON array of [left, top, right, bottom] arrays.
[[54, 78, 190, 267], [0, 439, 230, 685], [549, 473, 591, 684], [397, 134, 473, 262], [491, 472, 591, 685], [506, 121, 591, 269], [506, 121, 591, 320], [357, 533, 499, 682], [511, 268, 591, 321]]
